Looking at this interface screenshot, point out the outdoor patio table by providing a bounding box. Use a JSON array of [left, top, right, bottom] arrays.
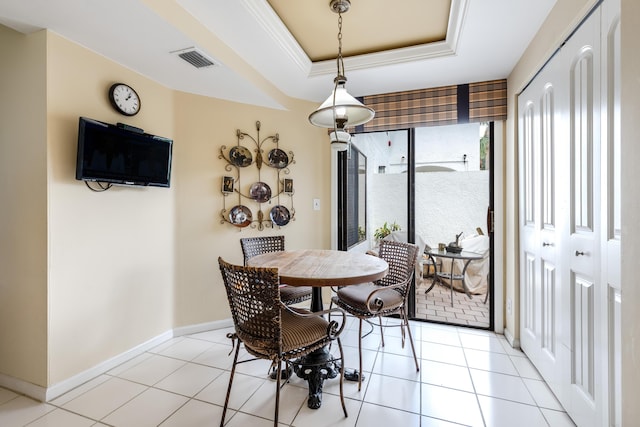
[[424, 248, 484, 306]]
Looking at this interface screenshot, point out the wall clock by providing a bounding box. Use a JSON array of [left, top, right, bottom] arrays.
[[108, 83, 141, 116]]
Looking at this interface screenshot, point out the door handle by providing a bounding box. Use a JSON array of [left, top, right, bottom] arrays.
[[542, 242, 553, 247], [575, 251, 585, 256]]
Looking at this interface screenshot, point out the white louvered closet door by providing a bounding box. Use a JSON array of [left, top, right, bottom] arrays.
[[517, 49, 567, 402], [559, 10, 602, 426], [517, 0, 621, 425]]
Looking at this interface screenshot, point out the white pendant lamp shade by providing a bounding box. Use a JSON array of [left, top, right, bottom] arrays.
[[308, 83, 375, 128]]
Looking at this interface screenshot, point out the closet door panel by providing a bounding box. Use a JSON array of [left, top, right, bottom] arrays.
[[518, 56, 565, 398], [519, 93, 540, 370], [563, 9, 601, 426], [601, 0, 621, 424], [519, 89, 540, 361], [537, 72, 565, 391]]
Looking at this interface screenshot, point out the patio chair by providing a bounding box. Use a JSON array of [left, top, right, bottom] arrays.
[[240, 236, 312, 305], [218, 257, 347, 427], [331, 240, 420, 391]]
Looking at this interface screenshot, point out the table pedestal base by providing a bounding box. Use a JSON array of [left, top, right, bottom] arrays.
[[293, 347, 339, 409]]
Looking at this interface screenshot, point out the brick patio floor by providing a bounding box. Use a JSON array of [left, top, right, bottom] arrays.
[[415, 276, 490, 328]]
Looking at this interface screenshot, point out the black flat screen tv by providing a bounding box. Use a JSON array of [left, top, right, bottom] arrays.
[[75, 117, 173, 187]]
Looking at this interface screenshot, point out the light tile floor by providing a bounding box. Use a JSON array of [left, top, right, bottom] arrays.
[[0, 317, 575, 426]]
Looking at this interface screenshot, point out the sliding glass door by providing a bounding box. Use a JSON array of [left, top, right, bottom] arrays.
[[342, 123, 494, 330], [413, 123, 493, 329]]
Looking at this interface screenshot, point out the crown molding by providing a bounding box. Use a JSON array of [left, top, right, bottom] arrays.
[[243, 0, 468, 77], [240, 0, 312, 73]]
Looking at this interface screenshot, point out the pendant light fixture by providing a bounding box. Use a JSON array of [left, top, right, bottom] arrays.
[[308, 0, 375, 151]]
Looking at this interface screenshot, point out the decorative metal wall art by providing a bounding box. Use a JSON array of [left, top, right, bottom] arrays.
[[219, 121, 295, 230]]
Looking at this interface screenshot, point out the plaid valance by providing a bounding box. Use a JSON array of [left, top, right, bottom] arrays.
[[359, 79, 506, 132], [469, 80, 507, 123]]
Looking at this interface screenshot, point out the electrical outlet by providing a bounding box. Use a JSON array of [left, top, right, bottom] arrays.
[[313, 199, 321, 211], [507, 298, 513, 315]]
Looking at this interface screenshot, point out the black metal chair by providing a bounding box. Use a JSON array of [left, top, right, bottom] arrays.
[[218, 257, 347, 427], [331, 240, 420, 391], [240, 236, 312, 305]]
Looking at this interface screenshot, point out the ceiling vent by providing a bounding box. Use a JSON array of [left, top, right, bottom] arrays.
[[172, 47, 217, 69]]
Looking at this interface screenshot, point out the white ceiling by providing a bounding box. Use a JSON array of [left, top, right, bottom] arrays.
[[0, 0, 556, 110]]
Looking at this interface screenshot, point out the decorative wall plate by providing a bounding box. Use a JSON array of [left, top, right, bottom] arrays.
[[267, 148, 289, 169], [270, 205, 291, 226], [229, 205, 252, 227], [249, 181, 272, 203], [229, 146, 252, 167]]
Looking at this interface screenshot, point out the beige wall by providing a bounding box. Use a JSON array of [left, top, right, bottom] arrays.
[[620, 0, 640, 422], [45, 33, 177, 385], [0, 25, 330, 391], [0, 27, 48, 386], [172, 92, 331, 327]]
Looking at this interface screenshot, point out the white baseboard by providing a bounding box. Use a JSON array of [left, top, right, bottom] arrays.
[[173, 319, 233, 337], [0, 372, 49, 403], [0, 319, 233, 402], [503, 327, 520, 350]]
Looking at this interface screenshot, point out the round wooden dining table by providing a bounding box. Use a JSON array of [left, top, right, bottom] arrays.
[[247, 248, 389, 311], [246, 248, 388, 409]]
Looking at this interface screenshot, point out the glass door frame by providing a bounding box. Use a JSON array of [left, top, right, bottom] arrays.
[[337, 124, 496, 331]]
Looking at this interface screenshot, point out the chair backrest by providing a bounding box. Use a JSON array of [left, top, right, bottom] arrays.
[[240, 235, 285, 266], [376, 240, 419, 295], [218, 257, 282, 355]]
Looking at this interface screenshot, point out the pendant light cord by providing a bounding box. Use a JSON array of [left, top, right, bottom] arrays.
[[332, 11, 344, 141], [336, 12, 345, 79]]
